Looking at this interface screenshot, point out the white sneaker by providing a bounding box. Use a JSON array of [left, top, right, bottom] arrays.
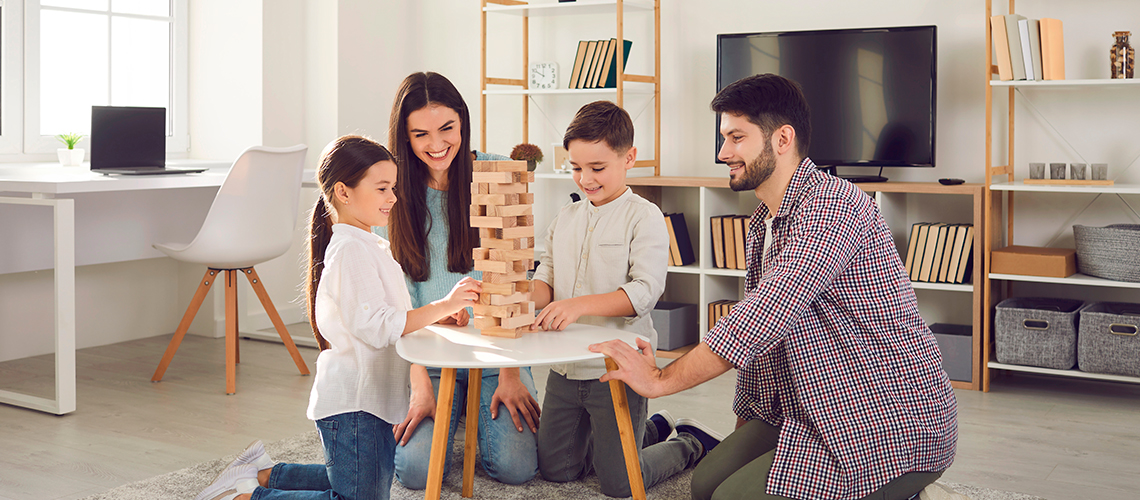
[[210, 440, 275, 487], [195, 463, 259, 500]]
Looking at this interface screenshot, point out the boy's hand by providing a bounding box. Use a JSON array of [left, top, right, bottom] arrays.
[[441, 277, 481, 315], [394, 382, 437, 445], [532, 297, 585, 331]]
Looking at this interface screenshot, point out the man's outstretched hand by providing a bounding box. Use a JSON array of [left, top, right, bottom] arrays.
[[589, 338, 664, 399]]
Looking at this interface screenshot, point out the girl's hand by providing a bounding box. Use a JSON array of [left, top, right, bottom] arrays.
[[489, 369, 540, 433], [394, 382, 437, 446], [438, 307, 470, 326], [440, 277, 481, 315], [532, 297, 585, 331]]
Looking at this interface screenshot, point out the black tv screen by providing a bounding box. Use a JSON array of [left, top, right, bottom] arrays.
[[716, 26, 936, 168]]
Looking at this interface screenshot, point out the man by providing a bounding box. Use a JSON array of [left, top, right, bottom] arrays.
[[590, 74, 957, 500]]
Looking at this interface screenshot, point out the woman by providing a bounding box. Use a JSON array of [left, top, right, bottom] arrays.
[[381, 72, 540, 489]]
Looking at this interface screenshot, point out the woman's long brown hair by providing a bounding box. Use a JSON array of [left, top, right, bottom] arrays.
[[307, 135, 395, 350], [387, 72, 478, 282]]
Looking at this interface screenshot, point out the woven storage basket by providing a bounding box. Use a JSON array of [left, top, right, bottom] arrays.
[[995, 297, 1083, 369], [1077, 302, 1140, 376], [1073, 224, 1140, 282]]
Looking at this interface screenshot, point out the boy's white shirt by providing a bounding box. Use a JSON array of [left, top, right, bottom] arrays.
[[307, 224, 413, 424], [533, 187, 670, 380]]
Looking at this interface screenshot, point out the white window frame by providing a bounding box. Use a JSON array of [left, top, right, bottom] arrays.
[[0, 0, 26, 155], [21, 0, 189, 157]]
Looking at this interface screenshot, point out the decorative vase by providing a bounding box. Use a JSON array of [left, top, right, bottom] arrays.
[[57, 148, 85, 166], [1111, 31, 1134, 79], [527, 160, 537, 172]]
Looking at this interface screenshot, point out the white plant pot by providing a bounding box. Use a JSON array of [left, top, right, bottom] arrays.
[[57, 148, 85, 166]]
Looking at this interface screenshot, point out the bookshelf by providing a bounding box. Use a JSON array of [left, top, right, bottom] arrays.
[[538, 174, 987, 389], [480, 0, 661, 175]]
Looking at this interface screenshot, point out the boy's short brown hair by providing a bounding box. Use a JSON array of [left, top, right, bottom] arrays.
[[563, 100, 634, 153]]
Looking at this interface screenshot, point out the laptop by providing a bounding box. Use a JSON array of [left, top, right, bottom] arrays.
[[90, 106, 207, 175]]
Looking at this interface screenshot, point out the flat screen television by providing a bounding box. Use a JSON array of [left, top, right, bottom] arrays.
[[716, 26, 936, 182]]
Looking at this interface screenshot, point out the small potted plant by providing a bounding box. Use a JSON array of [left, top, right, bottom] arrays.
[[510, 142, 544, 172], [56, 133, 86, 166]]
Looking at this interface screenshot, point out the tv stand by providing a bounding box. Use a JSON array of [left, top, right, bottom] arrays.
[[817, 165, 889, 183]]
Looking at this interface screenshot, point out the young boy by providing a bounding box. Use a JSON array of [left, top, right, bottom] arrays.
[[531, 100, 722, 497]]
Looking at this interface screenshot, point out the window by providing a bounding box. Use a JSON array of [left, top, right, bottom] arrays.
[[16, 0, 187, 156]]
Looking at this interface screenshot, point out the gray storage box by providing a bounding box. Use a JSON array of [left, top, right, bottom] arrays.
[[1078, 302, 1140, 376], [651, 301, 698, 351], [995, 297, 1083, 369], [929, 323, 972, 382]]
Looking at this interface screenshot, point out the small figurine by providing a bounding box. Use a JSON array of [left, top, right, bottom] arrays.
[[1111, 31, 1134, 79]]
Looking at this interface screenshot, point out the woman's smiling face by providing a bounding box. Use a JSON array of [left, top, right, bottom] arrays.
[[406, 104, 463, 182]]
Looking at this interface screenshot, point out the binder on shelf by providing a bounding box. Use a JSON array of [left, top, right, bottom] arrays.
[[1040, 18, 1065, 80], [1003, 14, 1028, 80], [711, 215, 727, 268], [990, 15, 1013, 81], [587, 39, 611, 88], [723, 216, 737, 269], [569, 40, 589, 89], [668, 213, 696, 266], [664, 214, 677, 266], [601, 39, 634, 88], [1018, 18, 1036, 80], [733, 216, 747, 270]]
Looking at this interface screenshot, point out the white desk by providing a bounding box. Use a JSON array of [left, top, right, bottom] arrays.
[[397, 324, 650, 500], [0, 160, 229, 414]]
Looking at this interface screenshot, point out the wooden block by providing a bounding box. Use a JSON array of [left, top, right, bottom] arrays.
[[516, 280, 532, 293], [474, 259, 511, 274], [470, 216, 517, 229], [525, 301, 535, 314], [473, 161, 496, 172], [516, 214, 534, 227], [481, 282, 516, 295], [527, 237, 535, 248], [489, 248, 534, 262], [472, 194, 519, 205], [525, 171, 535, 183], [490, 161, 528, 172], [500, 226, 535, 240], [471, 204, 487, 216], [472, 316, 500, 329], [500, 311, 536, 330], [521, 193, 534, 204], [481, 237, 523, 250], [483, 270, 528, 284], [473, 303, 521, 318], [478, 292, 492, 305], [490, 292, 531, 306], [488, 183, 528, 194], [472, 183, 490, 195], [473, 248, 491, 260], [487, 204, 532, 217], [472, 171, 516, 184], [479, 326, 527, 339]]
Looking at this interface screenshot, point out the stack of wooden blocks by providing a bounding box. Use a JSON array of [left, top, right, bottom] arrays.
[[470, 160, 537, 338]]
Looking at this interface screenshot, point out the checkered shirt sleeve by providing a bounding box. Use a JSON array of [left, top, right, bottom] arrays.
[[704, 158, 958, 500]]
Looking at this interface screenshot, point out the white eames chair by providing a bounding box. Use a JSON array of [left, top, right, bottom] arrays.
[[151, 145, 310, 394]]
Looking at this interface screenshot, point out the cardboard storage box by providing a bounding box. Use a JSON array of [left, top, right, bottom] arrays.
[[929, 323, 972, 382], [991, 246, 1076, 278], [651, 301, 698, 351]]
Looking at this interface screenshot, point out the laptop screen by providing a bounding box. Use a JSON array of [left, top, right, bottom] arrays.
[[90, 106, 166, 169]]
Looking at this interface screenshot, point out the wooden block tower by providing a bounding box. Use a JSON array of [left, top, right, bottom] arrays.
[[470, 160, 536, 338]]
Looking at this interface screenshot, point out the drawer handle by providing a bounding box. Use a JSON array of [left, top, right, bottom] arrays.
[[1023, 319, 1049, 330], [1110, 323, 1138, 336]]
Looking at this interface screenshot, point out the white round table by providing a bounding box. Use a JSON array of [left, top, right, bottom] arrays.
[[396, 323, 650, 500]]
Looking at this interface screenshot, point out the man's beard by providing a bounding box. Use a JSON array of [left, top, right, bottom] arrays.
[[729, 141, 776, 192]]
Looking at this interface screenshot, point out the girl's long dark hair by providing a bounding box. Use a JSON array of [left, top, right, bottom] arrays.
[[388, 72, 478, 282], [307, 135, 394, 350]]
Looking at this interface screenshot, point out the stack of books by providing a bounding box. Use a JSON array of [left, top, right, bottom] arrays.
[[568, 38, 633, 89], [990, 15, 1064, 81], [663, 213, 696, 266], [707, 300, 739, 331], [710, 215, 748, 270], [904, 223, 975, 284]]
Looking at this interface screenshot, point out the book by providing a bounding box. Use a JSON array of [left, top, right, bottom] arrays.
[[954, 226, 976, 284], [1040, 18, 1065, 80], [990, 15, 1013, 81], [711, 216, 726, 268], [576, 40, 599, 89], [663, 213, 681, 266], [569, 40, 589, 89], [904, 222, 925, 277], [587, 39, 610, 88], [666, 213, 696, 266], [733, 216, 747, 270], [945, 225, 969, 283], [595, 38, 618, 89], [918, 223, 946, 282], [1003, 14, 1028, 80], [927, 225, 950, 283], [1027, 19, 1043, 83], [937, 225, 961, 282], [909, 223, 931, 281], [601, 39, 634, 88], [724, 215, 737, 269], [1018, 19, 1036, 80]]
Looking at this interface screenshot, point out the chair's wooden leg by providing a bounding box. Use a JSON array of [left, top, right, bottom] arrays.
[[225, 270, 238, 395], [463, 368, 482, 498], [243, 267, 310, 375], [426, 368, 457, 500], [235, 299, 240, 365], [605, 358, 647, 500], [152, 269, 217, 382]]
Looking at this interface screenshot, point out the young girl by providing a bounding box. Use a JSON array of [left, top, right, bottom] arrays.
[[382, 72, 540, 488], [195, 135, 480, 500]]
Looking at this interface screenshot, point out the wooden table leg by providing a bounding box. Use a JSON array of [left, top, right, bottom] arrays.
[[605, 358, 647, 500], [463, 368, 481, 498], [425, 367, 457, 500]]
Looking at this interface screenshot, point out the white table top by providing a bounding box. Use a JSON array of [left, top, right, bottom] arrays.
[[0, 160, 231, 194], [396, 323, 647, 369]]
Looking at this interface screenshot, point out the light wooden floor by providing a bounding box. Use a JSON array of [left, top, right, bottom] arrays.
[[1, 329, 1137, 500]]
